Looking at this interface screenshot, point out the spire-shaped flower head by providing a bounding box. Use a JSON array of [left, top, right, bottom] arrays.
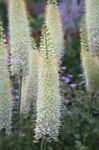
[[81, 51, 99, 93], [0, 22, 13, 134], [80, 16, 89, 52], [45, 0, 64, 57], [34, 25, 61, 142], [80, 16, 99, 93], [85, 0, 99, 56], [20, 40, 39, 117], [8, 0, 32, 76]]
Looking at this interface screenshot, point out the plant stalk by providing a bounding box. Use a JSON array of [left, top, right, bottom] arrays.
[[40, 137, 46, 150], [17, 71, 22, 150], [89, 92, 95, 117]]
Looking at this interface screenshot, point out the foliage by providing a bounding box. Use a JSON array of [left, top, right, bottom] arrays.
[[0, 89, 99, 150]]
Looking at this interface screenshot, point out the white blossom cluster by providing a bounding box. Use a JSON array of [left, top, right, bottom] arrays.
[[34, 25, 61, 141], [80, 16, 99, 93], [9, 0, 33, 76], [81, 50, 99, 93], [0, 23, 13, 134], [45, 0, 64, 57], [85, 0, 99, 56], [21, 43, 38, 117]]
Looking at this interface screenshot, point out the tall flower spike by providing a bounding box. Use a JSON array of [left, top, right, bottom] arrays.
[[8, 0, 33, 76], [0, 22, 13, 134], [80, 17, 99, 93], [20, 39, 38, 117], [80, 16, 89, 52], [85, 0, 99, 56], [45, 0, 64, 57], [81, 51, 99, 93], [34, 25, 61, 142]]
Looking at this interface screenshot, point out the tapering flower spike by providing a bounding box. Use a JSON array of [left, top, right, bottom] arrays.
[[81, 50, 99, 93], [20, 39, 39, 117], [34, 25, 61, 142], [80, 16, 89, 52], [8, 0, 33, 76], [85, 0, 99, 56], [80, 17, 99, 93], [0, 22, 13, 134], [45, 0, 64, 57]]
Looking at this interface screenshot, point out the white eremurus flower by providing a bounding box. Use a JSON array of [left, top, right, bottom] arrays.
[[20, 39, 38, 117], [85, 0, 99, 56], [34, 25, 61, 142], [45, 0, 64, 57], [80, 17, 99, 93], [8, 0, 32, 76], [0, 22, 13, 134], [81, 50, 99, 93]]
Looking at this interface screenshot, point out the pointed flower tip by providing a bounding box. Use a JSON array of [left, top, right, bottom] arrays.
[[40, 24, 55, 58]]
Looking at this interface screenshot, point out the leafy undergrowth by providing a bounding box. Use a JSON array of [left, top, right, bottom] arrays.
[[0, 88, 99, 150]]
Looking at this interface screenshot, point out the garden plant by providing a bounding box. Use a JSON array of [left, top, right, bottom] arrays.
[[0, 0, 99, 150]]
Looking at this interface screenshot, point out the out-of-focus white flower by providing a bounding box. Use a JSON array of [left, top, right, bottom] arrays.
[[8, 0, 32, 76], [0, 22, 13, 134], [85, 0, 99, 56], [80, 17, 99, 93], [20, 40, 38, 117], [45, 0, 64, 57]]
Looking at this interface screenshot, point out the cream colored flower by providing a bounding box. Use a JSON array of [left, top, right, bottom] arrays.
[[8, 0, 32, 76], [81, 50, 99, 93], [80, 17, 99, 93], [34, 25, 61, 141], [20, 47, 39, 117], [0, 22, 13, 134], [45, 0, 64, 57], [85, 0, 99, 56]]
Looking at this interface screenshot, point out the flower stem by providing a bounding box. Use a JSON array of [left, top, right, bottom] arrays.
[[17, 71, 22, 150], [0, 129, 5, 150], [89, 92, 95, 117], [40, 137, 46, 150]]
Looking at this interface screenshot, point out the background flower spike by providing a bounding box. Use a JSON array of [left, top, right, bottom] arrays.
[[80, 16, 89, 52], [45, 0, 64, 57], [20, 39, 39, 118], [80, 16, 99, 93], [0, 22, 13, 134], [8, 0, 33, 76], [85, 0, 99, 56]]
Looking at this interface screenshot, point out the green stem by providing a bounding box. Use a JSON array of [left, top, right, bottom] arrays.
[[17, 72, 22, 150], [0, 129, 5, 150], [44, 140, 46, 150], [44, 27, 49, 59], [89, 92, 95, 117], [40, 137, 46, 150]]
